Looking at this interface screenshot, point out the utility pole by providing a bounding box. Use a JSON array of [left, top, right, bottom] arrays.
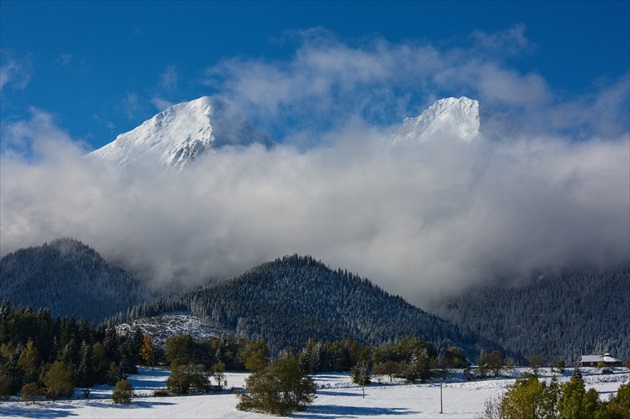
[[440, 383, 443, 414]]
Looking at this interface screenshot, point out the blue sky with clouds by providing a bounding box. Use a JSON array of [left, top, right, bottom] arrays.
[[1, 1, 629, 302], [2, 1, 628, 149]]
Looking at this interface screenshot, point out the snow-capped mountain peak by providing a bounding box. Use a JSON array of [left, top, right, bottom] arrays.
[[90, 96, 274, 168], [385, 96, 481, 145]]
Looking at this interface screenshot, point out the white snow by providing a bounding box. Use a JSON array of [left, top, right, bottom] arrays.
[[89, 97, 273, 169], [384, 97, 481, 145], [115, 313, 236, 347], [89, 95, 479, 170], [3, 367, 627, 418]]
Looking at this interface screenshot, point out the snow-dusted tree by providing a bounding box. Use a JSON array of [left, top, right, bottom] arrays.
[[351, 361, 371, 398], [76, 340, 94, 387]]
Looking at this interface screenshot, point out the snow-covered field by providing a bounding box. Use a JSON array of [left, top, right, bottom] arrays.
[[2, 367, 628, 418]]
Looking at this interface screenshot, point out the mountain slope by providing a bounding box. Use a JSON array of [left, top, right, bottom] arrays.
[[89, 96, 274, 168], [430, 266, 630, 365], [0, 238, 146, 322], [384, 96, 481, 145], [121, 254, 493, 355]]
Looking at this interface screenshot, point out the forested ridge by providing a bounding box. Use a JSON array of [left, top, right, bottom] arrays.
[[431, 266, 630, 365], [4, 237, 627, 367], [119, 254, 492, 356], [0, 238, 146, 323]]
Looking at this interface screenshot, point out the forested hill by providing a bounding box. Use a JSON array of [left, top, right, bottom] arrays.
[[120, 254, 493, 355], [0, 238, 146, 323], [430, 266, 630, 365]]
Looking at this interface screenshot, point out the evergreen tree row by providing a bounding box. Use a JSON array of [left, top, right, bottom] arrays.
[[116, 255, 495, 358], [0, 299, 143, 399]]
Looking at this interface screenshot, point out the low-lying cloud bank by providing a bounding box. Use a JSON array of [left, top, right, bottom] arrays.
[[1, 111, 628, 306]]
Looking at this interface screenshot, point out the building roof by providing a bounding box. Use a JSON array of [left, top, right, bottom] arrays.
[[581, 354, 621, 363]]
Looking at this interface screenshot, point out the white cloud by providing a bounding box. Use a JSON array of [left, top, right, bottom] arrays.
[[151, 97, 175, 111], [0, 49, 32, 91], [54, 53, 73, 67], [119, 91, 142, 120], [471, 24, 533, 56], [203, 27, 571, 141], [160, 64, 178, 91], [1, 111, 628, 306]]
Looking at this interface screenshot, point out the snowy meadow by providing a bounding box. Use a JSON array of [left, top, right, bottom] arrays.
[[2, 367, 628, 418]]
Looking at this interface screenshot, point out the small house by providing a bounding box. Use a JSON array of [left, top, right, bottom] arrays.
[[580, 353, 622, 367]]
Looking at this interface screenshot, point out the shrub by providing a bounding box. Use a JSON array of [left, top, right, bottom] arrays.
[[477, 351, 505, 377], [373, 360, 402, 383], [153, 389, 170, 397], [112, 379, 133, 404], [437, 346, 469, 369], [557, 358, 566, 373], [166, 364, 209, 394], [42, 361, 74, 400], [0, 375, 12, 401], [237, 357, 316, 415], [21, 382, 42, 404], [527, 354, 544, 376]]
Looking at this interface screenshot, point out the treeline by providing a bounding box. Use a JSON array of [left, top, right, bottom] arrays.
[[157, 332, 470, 394], [115, 254, 491, 357], [0, 299, 143, 400]]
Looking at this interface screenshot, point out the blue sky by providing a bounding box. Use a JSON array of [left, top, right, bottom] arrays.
[[2, 1, 629, 150]]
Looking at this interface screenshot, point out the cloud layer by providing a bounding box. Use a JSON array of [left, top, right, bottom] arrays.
[[2, 111, 628, 306], [1, 29, 629, 307]]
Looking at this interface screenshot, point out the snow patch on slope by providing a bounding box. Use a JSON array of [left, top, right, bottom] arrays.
[[116, 313, 235, 347]]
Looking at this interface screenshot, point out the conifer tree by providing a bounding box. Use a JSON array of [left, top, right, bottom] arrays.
[[76, 341, 94, 387], [558, 369, 601, 419]]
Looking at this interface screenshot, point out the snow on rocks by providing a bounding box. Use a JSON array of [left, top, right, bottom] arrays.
[[115, 312, 235, 347]]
